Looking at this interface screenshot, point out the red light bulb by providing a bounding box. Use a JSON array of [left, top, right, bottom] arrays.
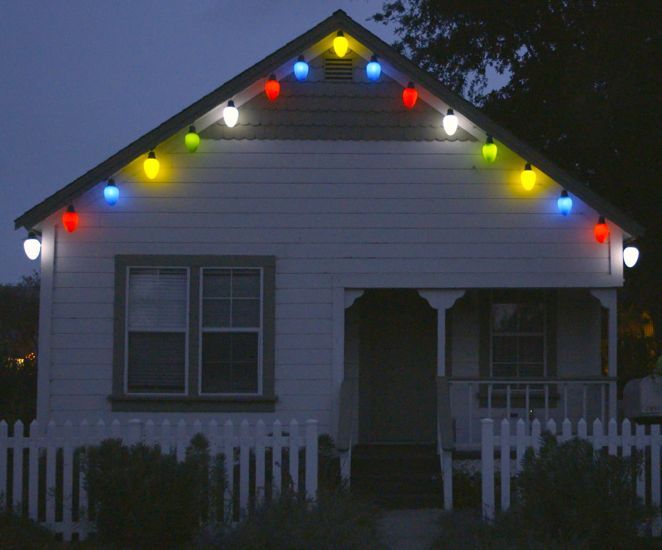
[[265, 75, 280, 101], [402, 82, 418, 109], [594, 216, 609, 243], [62, 205, 79, 233]]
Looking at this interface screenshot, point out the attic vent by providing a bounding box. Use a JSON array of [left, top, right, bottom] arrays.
[[325, 57, 353, 81]]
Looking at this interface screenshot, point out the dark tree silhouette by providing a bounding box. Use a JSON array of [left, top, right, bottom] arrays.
[[374, 1, 661, 381], [0, 273, 40, 424]]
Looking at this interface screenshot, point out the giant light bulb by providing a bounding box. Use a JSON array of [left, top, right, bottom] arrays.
[[23, 232, 41, 260], [143, 151, 160, 180], [223, 100, 239, 128], [333, 31, 349, 58], [623, 246, 639, 268], [442, 108, 458, 136]]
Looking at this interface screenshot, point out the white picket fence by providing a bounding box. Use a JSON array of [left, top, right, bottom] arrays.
[[481, 417, 661, 531], [0, 417, 318, 541]]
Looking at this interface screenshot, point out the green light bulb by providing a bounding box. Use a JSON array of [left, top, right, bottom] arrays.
[[185, 126, 200, 153], [482, 135, 497, 163]]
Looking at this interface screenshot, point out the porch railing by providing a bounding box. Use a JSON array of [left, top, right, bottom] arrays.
[[448, 377, 616, 450]]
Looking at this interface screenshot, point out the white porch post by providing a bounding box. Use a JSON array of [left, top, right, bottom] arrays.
[[418, 289, 465, 510], [590, 289, 618, 419], [332, 287, 364, 482]]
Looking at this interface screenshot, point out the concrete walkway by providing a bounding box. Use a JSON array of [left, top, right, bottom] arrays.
[[377, 509, 442, 550]]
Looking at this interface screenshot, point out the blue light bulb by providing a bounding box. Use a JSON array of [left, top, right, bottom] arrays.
[[366, 55, 381, 82], [104, 179, 119, 206], [557, 190, 572, 216], [293, 55, 309, 81]]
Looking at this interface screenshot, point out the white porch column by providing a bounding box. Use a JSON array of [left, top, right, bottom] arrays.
[[418, 289, 465, 511], [418, 290, 466, 377], [590, 288, 618, 419]]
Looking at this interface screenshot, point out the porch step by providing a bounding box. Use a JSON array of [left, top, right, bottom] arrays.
[[350, 444, 442, 509]]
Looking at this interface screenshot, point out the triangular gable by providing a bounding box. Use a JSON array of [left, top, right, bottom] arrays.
[[14, 9, 643, 236]]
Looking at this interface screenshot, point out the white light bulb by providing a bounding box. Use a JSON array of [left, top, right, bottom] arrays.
[[623, 246, 639, 268], [442, 108, 458, 136], [223, 100, 239, 128], [23, 233, 41, 260]]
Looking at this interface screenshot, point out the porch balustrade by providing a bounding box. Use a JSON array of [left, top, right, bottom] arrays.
[[448, 377, 616, 450]]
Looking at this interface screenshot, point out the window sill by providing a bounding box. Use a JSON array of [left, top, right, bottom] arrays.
[[108, 394, 278, 413]]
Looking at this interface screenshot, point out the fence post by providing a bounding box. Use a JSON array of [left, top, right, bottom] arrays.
[[78, 419, 89, 539], [62, 420, 74, 541], [500, 418, 510, 512], [481, 418, 495, 521], [305, 420, 318, 500], [272, 420, 282, 497], [442, 450, 453, 511]]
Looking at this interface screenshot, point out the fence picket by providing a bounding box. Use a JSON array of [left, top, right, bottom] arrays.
[[305, 420, 318, 500], [561, 418, 572, 442], [622, 419, 632, 458], [607, 419, 618, 455], [223, 420, 234, 518], [176, 420, 187, 462], [255, 420, 266, 505], [531, 419, 541, 454], [12, 420, 24, 511], [481, 419, 495, 520], [592, 419, 603, 451], [28, 420, 40, 521], [62, 421, 74, 540], [515, 419, 525, 472], [272, 420, 282, 496], [160, 419, 171, 453], [577, 418, 587, 439], [500, 418, 510, 512], [635, 424, 646, 500], [78, 419, 89, 537], [289, 420, 299, 493], [239, 421, 250, 513], [45, 420, 57, 527]]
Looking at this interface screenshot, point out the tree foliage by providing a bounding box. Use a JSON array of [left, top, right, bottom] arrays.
[[0, 273, 40, 424], [374, 1, 662, 378]]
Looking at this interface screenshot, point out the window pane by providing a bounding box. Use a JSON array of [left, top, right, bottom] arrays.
[[127, 332, 185, 393], [492, 305, 518, 332], [518, 305, 544, 332], [202, 332, 258, 393], [128, 268, 187, 330], [233, 270, 260, 298], [519, 336, 544, 362], [232, 299, 260, 327], [493, 336, 517, 363], [519, 364, 544, 377], [202, 299, 231, 328], [203, 271, 231, 298]]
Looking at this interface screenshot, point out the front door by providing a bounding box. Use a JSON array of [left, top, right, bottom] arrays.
[[358, 289, 437, 443]]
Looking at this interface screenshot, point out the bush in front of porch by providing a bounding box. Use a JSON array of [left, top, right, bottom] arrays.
[[433, 434, 652, 549]]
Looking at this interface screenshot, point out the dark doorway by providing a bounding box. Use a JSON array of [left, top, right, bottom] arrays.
[[358, 289, 437, 443]]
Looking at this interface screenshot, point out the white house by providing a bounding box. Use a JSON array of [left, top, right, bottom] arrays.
[[15, 11, 643, 463]]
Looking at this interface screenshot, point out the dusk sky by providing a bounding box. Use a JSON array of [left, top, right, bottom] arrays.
[[1, 1, 396, 283]]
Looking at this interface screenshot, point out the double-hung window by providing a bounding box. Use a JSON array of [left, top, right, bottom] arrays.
[[112, 255, 275, 411], [490, 291, 547, 379]]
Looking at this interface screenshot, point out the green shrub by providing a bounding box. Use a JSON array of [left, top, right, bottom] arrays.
[[212, 489, 383, 549], [0, 507, 61, 548], [83, 434, 224, 548], [512, 433, 647, 547]]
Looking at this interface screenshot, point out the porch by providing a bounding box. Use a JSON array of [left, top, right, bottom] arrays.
[[335, 286, 619, 454]]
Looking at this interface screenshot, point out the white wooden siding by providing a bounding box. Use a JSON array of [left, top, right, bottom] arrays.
[[41, 139, 622, 430]]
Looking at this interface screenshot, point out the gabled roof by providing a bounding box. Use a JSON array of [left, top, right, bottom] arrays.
[[15, 9, 643, 236]]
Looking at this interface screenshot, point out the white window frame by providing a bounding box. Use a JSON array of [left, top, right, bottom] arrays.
[[123, 266, 190, 396], [198, 267, 264, 396], [489, 295, 547, 379]]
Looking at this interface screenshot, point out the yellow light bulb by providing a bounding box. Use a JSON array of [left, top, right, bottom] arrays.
[[144, 151, 160, 180], [333, 31, 349, 58], [521, 163, 536, 191]]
